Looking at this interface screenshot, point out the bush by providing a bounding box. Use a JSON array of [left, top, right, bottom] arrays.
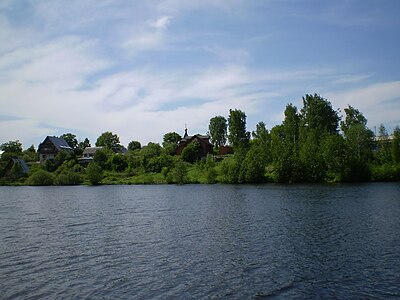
[[28, 170, 54, 186], [56, 172, 82, 185], [172, 160, 188, 184], [86, 162, 103, 185]]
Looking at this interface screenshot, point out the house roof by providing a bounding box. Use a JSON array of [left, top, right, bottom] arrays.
[[83, 146, 104, 155], [180, 134, 212, 145], [45, 136, 73, 151], [11, 158, 30, 174]]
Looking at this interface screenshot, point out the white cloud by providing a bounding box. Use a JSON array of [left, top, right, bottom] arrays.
[[326, 81, 400, 129], [150, 16, 172, 29]]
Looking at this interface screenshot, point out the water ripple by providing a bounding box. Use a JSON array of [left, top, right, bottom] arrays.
[[1, 183, 400, 299]]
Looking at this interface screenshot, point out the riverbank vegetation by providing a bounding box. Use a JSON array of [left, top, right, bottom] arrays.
[[1, 94, 400, 186]]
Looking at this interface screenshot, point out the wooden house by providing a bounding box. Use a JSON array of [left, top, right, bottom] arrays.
[[38, 136, 73, 163], [78, 146, 104, 165], [175, 128, 213, 157]]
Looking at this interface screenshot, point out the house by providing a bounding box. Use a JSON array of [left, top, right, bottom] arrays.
[[218, 145, 234, 155], [38, 136, 73, 163], [2, 158, 29, 178], [175, 128, 213, 157], [78, 146, 104, 165]]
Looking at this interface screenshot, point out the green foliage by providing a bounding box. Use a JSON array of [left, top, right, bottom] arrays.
[[228, 109, 250, 149], [108, 154, 128, 172], [78, 138, 91, 152], [209, 116, 227, 147], [93, 148, 113, 169], [374, 124, 392, 164], [60, 133, 78, 149], [392, 126, 400, 164], [162, 132, 181, 154], [181, 141, 201, 163], [172, 160, 188, 184], [22, 145, 39, 162], [220, 155, 241, 183], [128, 140, 141, 151], [146, 154, 174, 173], [300, 94, 340, 134], [239, 147, 265, 183], [1, 140, 22, 158], [28, 170, 54, 186], [340, 105, 367, 133], [370, 164, 400, 182], [95, 131, 122, 151], [86, 162, 103, 185], [56, 172, 82, 185]]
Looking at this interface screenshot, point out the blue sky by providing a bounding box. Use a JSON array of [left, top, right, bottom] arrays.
[[1, 0, 400, 148]]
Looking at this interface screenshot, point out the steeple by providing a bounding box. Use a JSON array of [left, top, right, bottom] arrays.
[[183, 124, 188, 138]]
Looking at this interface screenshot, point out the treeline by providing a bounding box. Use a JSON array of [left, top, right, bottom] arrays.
[[1, 93, 400, 185]]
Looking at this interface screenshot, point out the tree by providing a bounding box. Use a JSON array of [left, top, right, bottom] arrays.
[[209, 116, 227, 148], [86, 162, 103, 185], [340, 105, 367, 133], [172, 160, 188, 184], [181, 141, 201, 163], [128, 140, 141, 151], [375, 124, 392, 164], [300, 94, 340, 134], [162, 132, 181, 154], [60, 133, 78, 149], [228, 109, 250, 149], [0, 140, 22, 155], [78, 138, 91, 152], [392, 126, 400, 164], [95, 131, 122, 150]]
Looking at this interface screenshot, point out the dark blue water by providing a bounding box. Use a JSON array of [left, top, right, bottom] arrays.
[[1, 183, 400, 299]]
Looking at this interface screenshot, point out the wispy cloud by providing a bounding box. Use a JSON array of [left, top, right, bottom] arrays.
[[326, 81, 400, 129]]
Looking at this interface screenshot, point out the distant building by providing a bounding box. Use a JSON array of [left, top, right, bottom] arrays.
[[38, 136, 73, 164], [175, 128, 213, 157], [3, 158, 29, 178], [78, 146, 104, 165]]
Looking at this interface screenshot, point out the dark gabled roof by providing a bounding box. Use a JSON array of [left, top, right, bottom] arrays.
[[11, 158, 30, 174], [46, 136, 73, 151], [180, 134, 212, 145], [82, 146, 104, 155]]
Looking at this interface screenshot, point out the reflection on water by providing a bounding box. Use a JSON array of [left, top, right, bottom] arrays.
[[1, 183, 400, 299]]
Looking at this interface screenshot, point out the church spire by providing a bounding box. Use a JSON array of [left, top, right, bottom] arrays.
[[183, 124, 188, 138]]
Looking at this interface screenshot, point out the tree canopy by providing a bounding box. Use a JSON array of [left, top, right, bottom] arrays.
[[208, 116, 227, 147], [95, 132, 122, 150], [228, 109, 250, 149]]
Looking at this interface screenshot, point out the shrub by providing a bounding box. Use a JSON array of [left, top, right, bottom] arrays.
[[56, 172, 82, 185], [28, 170, 54, 186], [86, 162, 103, 185]]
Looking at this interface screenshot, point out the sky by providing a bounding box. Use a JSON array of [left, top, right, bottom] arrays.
[[1, 0, 400, 149]]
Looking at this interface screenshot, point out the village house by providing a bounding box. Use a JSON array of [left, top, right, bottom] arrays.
[[78, 146, 104, 165], [38, 136, 73, 164], [2, 158, 29, 178], [175, 128, 213, 157]]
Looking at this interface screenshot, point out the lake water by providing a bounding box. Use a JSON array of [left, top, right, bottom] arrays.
[[1, 183, 400, 299]]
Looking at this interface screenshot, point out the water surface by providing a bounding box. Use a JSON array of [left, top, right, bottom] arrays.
[[1, 183, 399, 299]]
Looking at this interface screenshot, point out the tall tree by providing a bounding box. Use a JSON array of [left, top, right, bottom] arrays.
[[128, 140, 141, 151], [300, 94, 340, 134], [375, 124, 392, 164], [78, 138, 91, 151], [341, 106, 373, 181], [208, 116, 227, 147], [60, 133, 78, 149], [95, 132, 122, 150], [162, 132, 181, 154], [0, 140, 23, 154], [228, 109, 250, 149], [340, 105, 367, 133], [392, 126, 400, 164]]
